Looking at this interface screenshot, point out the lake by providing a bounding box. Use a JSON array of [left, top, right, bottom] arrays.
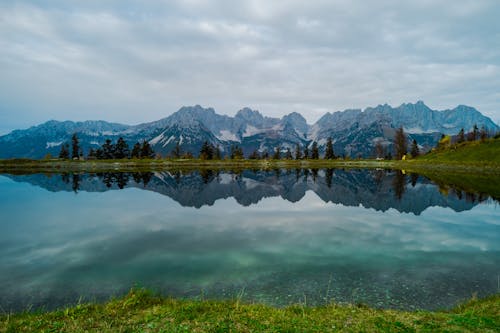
[[0, 168, 498, 312]]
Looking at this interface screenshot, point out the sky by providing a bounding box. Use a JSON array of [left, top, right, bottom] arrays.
[[1, 0, 499, 135]]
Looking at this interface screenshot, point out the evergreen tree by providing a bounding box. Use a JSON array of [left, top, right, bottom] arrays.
[[479, 126, 488, 142], [171, 141, 181, 158], [394, 127, 407, 160], [410, 139, 419, 158], [230, 145, 235, 159], [182, 151, 194, 159], [199, 141, 214, 160], [102, 139, 115, 159], [141, 140, 155, 159], [285, 148, 292, 160], [214, 145, 222, 160], [294, 143, 302, 160], [374, 141, 385, 159], [249, 149, 260, 159], [88, 148, 96, 160], [262, 150, 269, 159], [234, 146, 243, 159], [473, 124, 479, 141], [230, 145, 243, 159], [114, 137, 130, 159], [71, 133, 80, 159], [131, 142, 142, 158], [95, 148, 104, 159], [303, 145, 309, 159], [457, 128, 465, 143], [467, 124, 479, 141], [273, 145, 281, 159], [59, 143, 70, 159], [311, 141, 319, 159], [324, 137, 335, 159]]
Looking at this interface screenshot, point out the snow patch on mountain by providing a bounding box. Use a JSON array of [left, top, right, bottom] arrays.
[[149, 133, 165, 145], [46, 141, 63, 148], [243, 125, 261, 137], [217, 130, 240, 142]]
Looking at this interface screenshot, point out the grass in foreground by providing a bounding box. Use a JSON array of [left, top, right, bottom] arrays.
[[1, 290, 499, 332]]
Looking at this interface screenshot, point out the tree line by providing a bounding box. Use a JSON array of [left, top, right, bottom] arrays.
[[59, 125, 496, 161], [190, 137, 336, 160], [59, 134, 155, 160]]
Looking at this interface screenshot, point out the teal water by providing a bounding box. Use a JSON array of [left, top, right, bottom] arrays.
[[0, 169, 498, 312]]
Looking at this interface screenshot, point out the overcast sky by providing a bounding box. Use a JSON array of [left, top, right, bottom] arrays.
[[1, 0, 499, 134]]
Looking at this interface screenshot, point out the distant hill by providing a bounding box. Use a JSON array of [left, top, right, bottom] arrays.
[[0, 102, 498, 159]]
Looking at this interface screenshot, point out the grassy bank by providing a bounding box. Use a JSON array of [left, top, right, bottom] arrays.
[[1, 290, 498, 332], [0, 156, 498, 174], [416, 138, 500, 165], [0, 157, 397, 174]]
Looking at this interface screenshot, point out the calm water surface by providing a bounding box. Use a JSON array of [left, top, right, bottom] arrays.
[[0, 169, 498, 312]]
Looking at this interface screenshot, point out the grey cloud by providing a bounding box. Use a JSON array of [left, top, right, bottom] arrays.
[[0, 0, 499, 133]]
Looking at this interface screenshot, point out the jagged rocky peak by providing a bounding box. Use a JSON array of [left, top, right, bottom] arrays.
[[281, 112, 309, 136], [235, 107, 265, 126], [174, 105, 215, 119]]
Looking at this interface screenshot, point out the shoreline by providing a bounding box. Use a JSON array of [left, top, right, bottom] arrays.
[[1, 290, 498, 332], [0, 158, 499, 173]]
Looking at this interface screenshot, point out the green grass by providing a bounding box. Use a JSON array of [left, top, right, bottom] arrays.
[[0, 157, 397, 174], [1, 289, 498, 332], [416, 138, 500, 165]]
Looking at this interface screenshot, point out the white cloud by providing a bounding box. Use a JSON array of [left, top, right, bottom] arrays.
[[0, 0, 499, 131]]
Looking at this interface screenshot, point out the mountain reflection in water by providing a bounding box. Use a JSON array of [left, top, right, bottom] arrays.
[[0, 169, 498, 313], [8, 169, 492, 215]]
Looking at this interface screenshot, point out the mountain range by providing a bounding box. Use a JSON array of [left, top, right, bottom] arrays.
[[0, 101, 498, 159]]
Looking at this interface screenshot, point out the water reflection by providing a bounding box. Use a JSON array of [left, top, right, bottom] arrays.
[[0, 170, 498, 313], [6, 169, 494, 214]]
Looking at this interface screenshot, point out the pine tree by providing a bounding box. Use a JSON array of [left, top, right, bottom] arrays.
[[285, 148, 292, 160], [457, 128, 465, 143], [71, 133, 80, 159], [230, 145, 236, 159], [394, 127, 407, 160], [131, 142, 141, 158], [374, 141, 385, 159], [273, 145, 281, 159], [114, 137, 130, 159], [95, 148, 104, 159], [214, 145, 221, 160], [311, 141, 319, 159], [88, 148, 96, 160], [479, 126, 488, 142], [230, 145, 243, 159], [294, 143, 302, 160], [199, 141, 214, 160], [473, 124, 479, 141], [141, 140, 155, 159], [234, 146, 243, 159], [171, 141, 181, 158], [102, 139, 115, 159], [410, 139, 419, 158], [467, 124, 479, 141], [324, 137, 335, 159], [59, 143, 70, 159], [303, 145, 309, 159], [249, 149, 260, 159]]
